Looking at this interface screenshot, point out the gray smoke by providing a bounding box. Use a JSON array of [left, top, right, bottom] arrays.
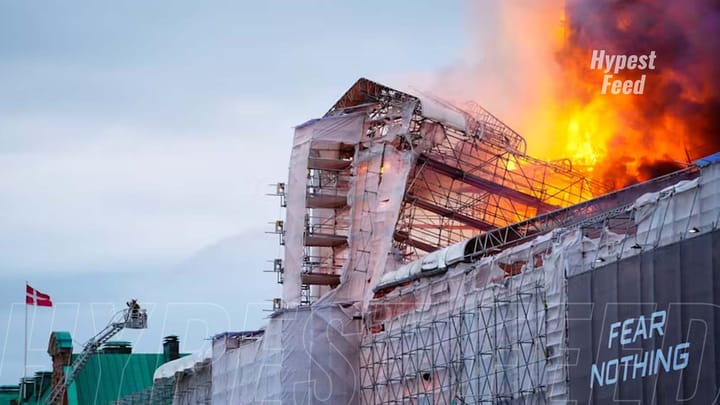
[[564, 0, 720, 187]]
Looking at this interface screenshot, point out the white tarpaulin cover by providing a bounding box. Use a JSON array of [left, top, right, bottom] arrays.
[[153, 346, 212, 380], [211, 303, 361, 404], [416, 95, 467, 132], [633, 168, 719, 248], [284, 114, 366, 307], [360, 230, 567, 403], [318, 143, 416, 307], [357, 159, 720, 403], [173, 359, 212, 405]]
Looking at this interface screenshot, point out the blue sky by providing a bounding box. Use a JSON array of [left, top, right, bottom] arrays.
[[0, 0, 472, 384]]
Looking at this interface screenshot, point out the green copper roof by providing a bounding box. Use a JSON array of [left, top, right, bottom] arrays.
[[0, 373, 53, 405], [0, 386, 20, 405], [51, 331, 73, 350], [3, 353, 186, 405], [67, 352, 167, 405], [5, 330, 186, 405]]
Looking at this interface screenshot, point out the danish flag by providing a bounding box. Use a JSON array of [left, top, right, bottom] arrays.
[[26, 284, 53, 307]]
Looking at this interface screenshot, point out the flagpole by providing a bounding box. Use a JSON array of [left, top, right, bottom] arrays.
[[24, 281, 28, 382]]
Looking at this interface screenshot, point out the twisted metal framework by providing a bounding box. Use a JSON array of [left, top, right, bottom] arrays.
[[462, 166, 699, 261], [358, 161, 709, 404], [327, 78, 606, 263], [324, 79, 709, 404]]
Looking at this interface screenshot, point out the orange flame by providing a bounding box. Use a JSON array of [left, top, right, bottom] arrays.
[[533, 1, 719, 190], [421, 1, 718, 194]]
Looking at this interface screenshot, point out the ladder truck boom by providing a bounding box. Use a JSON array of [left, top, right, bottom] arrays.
[[45, 299, 148, 405]]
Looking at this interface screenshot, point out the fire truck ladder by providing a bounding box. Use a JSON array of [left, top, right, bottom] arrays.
[[45, 302, 148, 405]]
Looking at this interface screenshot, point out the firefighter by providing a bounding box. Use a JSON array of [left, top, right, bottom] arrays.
[[126, 298, 140, 320]]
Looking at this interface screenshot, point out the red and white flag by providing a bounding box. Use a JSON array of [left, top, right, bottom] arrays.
[[26, 284, 53, 307]]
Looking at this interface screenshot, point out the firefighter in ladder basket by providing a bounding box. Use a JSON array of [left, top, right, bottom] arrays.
[[126, 298, 142, 325]]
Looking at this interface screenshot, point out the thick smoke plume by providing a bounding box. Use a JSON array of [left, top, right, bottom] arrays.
[[562, 0, 720, 187], [422, 1, 720, 190]]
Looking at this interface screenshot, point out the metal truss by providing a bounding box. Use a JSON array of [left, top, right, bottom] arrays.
[[360, 269, 549, 404], [462, 166, 700, 260], [325, 78, 612, 262], [397, 100, 602, 260]]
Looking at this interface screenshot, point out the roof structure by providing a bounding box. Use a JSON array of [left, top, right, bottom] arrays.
[[66, 352, 169, 405], [275, 77, 609, 307], [2, 332, 186, 405], [135, 78, 720, 403], [0, 385, 20, 405], [0, 373, 53, 405]]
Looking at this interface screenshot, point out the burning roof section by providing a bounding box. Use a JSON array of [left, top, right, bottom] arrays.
[[277, 78, 607, 307], [327, 78, 603, 254]]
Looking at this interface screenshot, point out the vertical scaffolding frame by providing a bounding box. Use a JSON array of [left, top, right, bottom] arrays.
[[360, 264, 550, 404], [300, 142, 354, 304]]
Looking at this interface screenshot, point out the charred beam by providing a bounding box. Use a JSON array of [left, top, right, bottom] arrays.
[[406, 194, 495, 231], [301, 272, 341, 286], [393, 231, 439, 253], [418, 155, 558, 213]]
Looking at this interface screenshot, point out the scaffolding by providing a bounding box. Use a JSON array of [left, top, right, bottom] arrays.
[[268, 141, 355, 305], [274, 78, 702, 308], [236, 78, 720, 403], [265, 78, 608, 307], [299, 142, 353, 304], [357, 153, 718, 405], [359, 236, 557, 404], [324, 78, 605, 266]]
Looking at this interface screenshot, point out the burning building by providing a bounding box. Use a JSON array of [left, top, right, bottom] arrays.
[[156, 77, 719, 404], [274, 78, 606, 309], [129, 2, 720, 403]]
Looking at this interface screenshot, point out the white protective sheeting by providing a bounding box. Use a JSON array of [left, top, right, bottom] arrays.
[[360, 229, 568, 403], [212, 328, 281, 403], [284, 114, 366, 307], [551, 161, 720, 280], [375, 260, 423, 291], [332, 110, 448, 304], [284, 126, 312, 307], [386, 262, 412, 285], [153, 346, 212, 380], [444, 239, 469, 266], [376, 99, 418, 142], [552, 162, 720, 279], [173, 359, 212, 405], [420, 246, 448, 271], [416, 95, 468, 132], [633, 163, 719, 250], [320, 143, 416, 307], [374, 238, 468, 291], [211, 303, 361, 404]]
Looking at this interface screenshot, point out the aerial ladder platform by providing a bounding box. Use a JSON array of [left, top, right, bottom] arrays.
[[45, 300, 148, 405]]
